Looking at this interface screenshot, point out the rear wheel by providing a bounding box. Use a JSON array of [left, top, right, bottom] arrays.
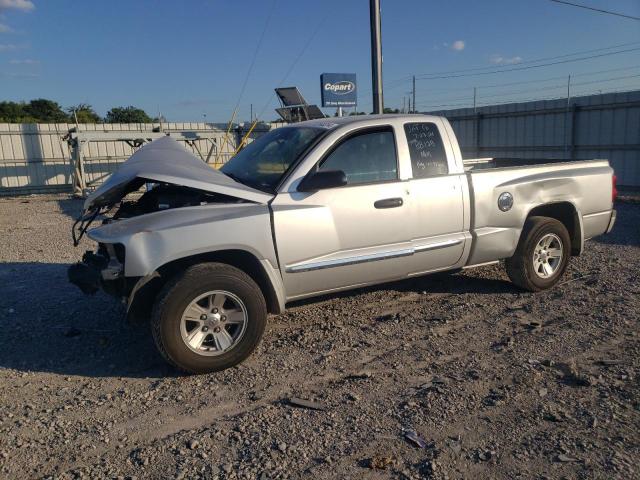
[[505, 216, 571, 292], [152, 262, 267, 374]]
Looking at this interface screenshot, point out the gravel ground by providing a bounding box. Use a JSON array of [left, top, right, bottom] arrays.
[[0, 194, 638, 480]]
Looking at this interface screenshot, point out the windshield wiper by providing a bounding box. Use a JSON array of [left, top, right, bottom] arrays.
[[223, 171, 244, 184], [223, 171, 274, 194]]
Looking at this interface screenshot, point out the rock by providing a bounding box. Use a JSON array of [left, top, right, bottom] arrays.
[[286, 397, 326, 411], [188, 439, 199, 450], [365, 455, 394, 470], [556, 454, 577, 462], [403, 430, 429, 448], [477, 450, 494, 462]]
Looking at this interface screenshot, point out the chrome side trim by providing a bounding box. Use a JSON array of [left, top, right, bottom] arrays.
[[463, 260, 500, 269], [286, 248, 414, 273], [413, 238, 463, 253], [606, 209, 616, 234], [286, 237, 464, 273], [583, 209, 612, 219]]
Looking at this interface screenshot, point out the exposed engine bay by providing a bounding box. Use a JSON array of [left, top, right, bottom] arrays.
[[112, 183, 245, 219], [72, 181, 246, 246]]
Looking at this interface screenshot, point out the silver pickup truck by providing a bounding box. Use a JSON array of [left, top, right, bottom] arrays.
[[68, 114, 617, 373]]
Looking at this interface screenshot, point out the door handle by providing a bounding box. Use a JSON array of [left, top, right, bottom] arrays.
[[374, 197, 403, 209]]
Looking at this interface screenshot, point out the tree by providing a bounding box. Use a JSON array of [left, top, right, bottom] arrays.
[[24, 98, 70, 122], [106, 106, 153, 123], [68, 104, 102, 123], [0, 101, 32, 123], [383, 107, 400, 114], [0, 99, 71, 123]]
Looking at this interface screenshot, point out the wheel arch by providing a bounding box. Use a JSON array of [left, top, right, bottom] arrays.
[[127, 249, 284, 323], [526, 201, 583, 256]]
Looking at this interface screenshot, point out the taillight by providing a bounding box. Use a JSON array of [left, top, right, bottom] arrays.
[[612, 174, 618, 203]]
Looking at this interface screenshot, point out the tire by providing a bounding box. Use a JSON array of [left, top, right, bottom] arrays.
[[505, 216, 571, 292], [151, 262, 267, 374]]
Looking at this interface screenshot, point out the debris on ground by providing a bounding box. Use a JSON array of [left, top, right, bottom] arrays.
[[0, 195, 638, 479]]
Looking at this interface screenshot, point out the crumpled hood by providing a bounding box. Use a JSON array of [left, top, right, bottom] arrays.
[[83, 136, 272, 211]]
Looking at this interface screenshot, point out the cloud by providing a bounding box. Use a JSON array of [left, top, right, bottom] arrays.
[[0, 0, 35, 12], [451, 40, 465, 51], [0, 42, 20, 51], [0, 22, 12, 32], [9, 58, 37, 64], [0, 71, 39, 77], [490, 54, 522, 65]]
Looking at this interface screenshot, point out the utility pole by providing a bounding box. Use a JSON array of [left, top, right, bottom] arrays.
[[402, 96, 406, 113], [250, 103, 253, 123], [412, 75, 416, 113], [564, 75, 571, 157], [369, 0, 383, 114], [473, 87, 477, 113]]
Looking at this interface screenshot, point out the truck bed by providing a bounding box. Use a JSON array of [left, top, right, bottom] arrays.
[[463, 158, 614, 266], [463, 157, 606, 171]]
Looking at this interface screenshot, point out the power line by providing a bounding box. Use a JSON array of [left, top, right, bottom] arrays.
[[415, 47, 640, 81], [231, 0, 278, 118], [386, 64, 640, 101], [379, 40, 640, 89], [417, 85, 640, 110], [414, 71, 640, 106], [256, 11, 328, 120], [549, 0, 640, 21]]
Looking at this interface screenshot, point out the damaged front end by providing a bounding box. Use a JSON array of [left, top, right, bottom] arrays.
[[67, 135, 273, 309], [68, 243, 127, 296]]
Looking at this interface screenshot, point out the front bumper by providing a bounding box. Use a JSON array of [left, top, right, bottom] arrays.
[[68, 249, 125, 296], [606, 209, 617, 234]]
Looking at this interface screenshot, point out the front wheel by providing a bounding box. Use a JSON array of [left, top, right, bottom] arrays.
[[152, 263, 267, 374], [505, 216, 571, 292]]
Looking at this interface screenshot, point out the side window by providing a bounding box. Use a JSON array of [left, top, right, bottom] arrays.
[[404, 122, 448, 178], [319, 129, 397, 185]]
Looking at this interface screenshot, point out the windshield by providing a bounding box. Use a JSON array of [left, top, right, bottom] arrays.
[[221, 126, 327, 192]]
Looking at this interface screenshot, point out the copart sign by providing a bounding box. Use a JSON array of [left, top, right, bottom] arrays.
[[320, 73, 357, 107]]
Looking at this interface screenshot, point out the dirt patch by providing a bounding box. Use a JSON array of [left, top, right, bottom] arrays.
[[0, 195, 638, 479]]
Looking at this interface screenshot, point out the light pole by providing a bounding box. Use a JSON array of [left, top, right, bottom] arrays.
[[369, 0, 383, 114]]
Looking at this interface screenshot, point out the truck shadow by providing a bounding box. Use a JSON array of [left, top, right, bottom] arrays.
[[0, 260, 513, 378], [288, 267, 516, 309], [57, 197, 84, 220], [592, 201, 639, 247], [0, 261, 175, 379]]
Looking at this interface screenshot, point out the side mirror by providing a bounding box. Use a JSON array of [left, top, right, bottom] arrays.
[[298, 169, 347, 192]]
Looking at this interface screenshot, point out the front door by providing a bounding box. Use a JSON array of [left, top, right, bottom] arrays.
[[272, 126, 413, 300]]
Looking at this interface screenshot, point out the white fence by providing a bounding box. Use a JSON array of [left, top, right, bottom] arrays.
[[0, 122, 277, 195], [427, 90, 640, 187]]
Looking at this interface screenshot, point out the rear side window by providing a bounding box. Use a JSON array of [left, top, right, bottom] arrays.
[[319, 129, 397, 185], [404, 122, 448, 178]]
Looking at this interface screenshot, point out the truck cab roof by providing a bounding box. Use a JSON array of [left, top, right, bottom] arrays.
[[298, 114, 444, 130]]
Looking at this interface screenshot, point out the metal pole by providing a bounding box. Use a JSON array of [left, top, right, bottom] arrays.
[[369, 0, 383, 114], [402, 97, 406, 113], [250, 103, 253, 122], [473, 87, 477, 113], [564, 75, 571, 157], [412, 75, 416, 113]]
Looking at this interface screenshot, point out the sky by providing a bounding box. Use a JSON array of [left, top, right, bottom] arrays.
[[1, 0, 639, 122]]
